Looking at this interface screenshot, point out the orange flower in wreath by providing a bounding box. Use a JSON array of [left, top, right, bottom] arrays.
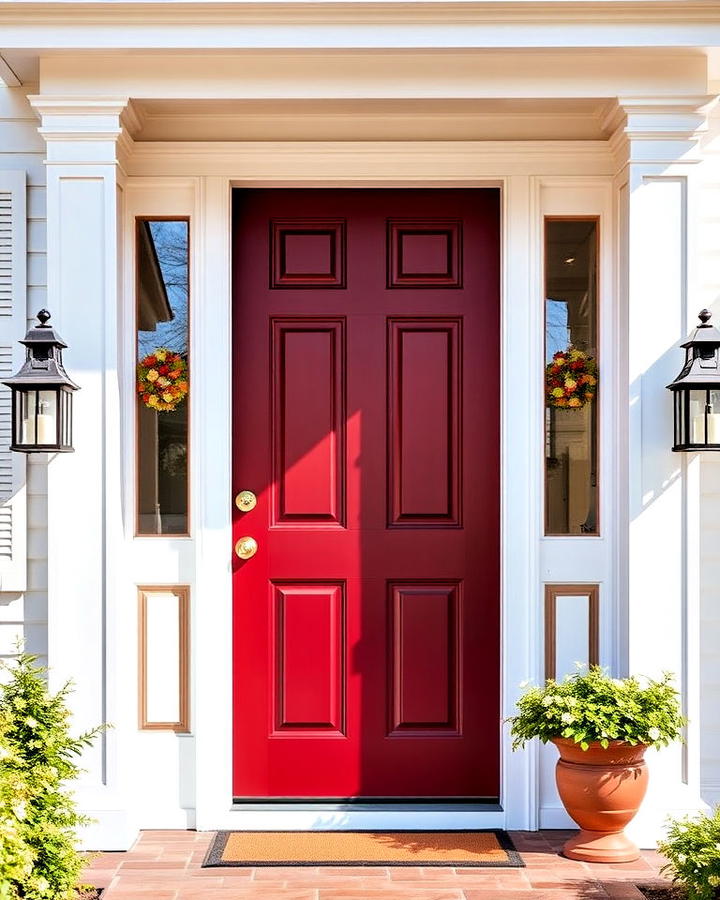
[[546, 348, 597, 410], [137, 348, 189, 412]]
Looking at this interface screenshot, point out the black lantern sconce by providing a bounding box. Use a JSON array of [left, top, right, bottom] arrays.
[[2, 310, 79, 453], [667, 309, 720, 451]]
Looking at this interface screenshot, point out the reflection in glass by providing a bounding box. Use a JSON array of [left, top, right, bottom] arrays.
[[689, 389, 720, 445], [136, 219, 189, 535], [544, 219, 598, 535]]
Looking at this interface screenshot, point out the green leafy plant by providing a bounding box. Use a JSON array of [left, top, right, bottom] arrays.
[[658, 807, 720, 899], [0, 708, 35, 898], [509, 665, 685, 751], [0, 651, 104, 899]]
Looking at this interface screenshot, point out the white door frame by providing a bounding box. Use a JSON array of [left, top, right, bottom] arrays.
[[120, 153, 615, 832]]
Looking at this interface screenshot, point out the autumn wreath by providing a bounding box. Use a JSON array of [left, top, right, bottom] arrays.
[[137, 348, 189, 412], [546, 348, 598, 409]]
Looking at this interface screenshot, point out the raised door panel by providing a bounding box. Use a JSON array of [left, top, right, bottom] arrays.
[[387, 219, 463, 288], [388, 319, 461, 526], [273, 582, 346, 735], [271, 319, 346, 527], [389, 582, 461, 735], [271, 219, 346, 288]]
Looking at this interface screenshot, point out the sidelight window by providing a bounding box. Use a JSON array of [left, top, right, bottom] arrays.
[[544, 218, 599, 536], [136, 218, 190, 535]]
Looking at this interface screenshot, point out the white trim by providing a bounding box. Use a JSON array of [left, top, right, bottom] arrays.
[[3, 2, 720, 27], [118, 159, 620, 835], [2, 3, 720, 54], [127, 141, 613, 179], [123, 169, 546, 832], [501, 174, 542, 830]]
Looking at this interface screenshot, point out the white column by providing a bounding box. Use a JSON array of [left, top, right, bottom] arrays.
[[502, 175, 542, 831], [610, 96, 718, 845], [28, 96, 136, 849]]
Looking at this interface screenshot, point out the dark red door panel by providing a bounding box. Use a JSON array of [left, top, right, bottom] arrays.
[[232, 189, 500, 800]]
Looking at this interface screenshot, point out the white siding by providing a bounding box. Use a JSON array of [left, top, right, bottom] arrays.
[[698, 108, 720, 807], [0, 85, 46, 661]]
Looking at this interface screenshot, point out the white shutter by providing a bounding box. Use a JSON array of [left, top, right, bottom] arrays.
[[0, 171, 27, 592]]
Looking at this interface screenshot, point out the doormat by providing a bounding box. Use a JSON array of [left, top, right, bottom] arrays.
[[203, 829, 524, 867]]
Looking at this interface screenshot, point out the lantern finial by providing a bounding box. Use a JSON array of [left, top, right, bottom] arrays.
[[36, 309, 51, 327]]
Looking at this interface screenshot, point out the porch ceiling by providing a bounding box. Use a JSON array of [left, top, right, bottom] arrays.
[[128, 97, 612, 142]]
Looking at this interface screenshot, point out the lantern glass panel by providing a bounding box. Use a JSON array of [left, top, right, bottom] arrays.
[[689, 389, 706, 444], [674, 391, 684, 448], [18, 389, 58, 447], [710, 390, 720, 445], [692, 388, 720, 445], [38, 390, 58, 446], [61, 389, 71, 447], [19, 389, 35, 446]]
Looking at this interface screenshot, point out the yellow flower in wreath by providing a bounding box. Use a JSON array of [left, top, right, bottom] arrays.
[[146, 369, 159, 382]]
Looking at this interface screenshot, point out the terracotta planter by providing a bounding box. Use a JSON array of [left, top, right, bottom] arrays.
[[552, 737, 649, 863]]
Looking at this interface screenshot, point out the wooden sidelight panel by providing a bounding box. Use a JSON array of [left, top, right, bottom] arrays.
[[388, 319, 461, 527], [544, 584, 600, 680], [271, 319, 346, 527], [273, 582, 346, 735], [388, 582, 461, 735], [138, 586, 190, 732]]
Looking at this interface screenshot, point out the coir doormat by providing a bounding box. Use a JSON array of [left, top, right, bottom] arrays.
[[203, 829, 524, 867]]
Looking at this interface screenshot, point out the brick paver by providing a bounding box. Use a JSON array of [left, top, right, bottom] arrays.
[[80, 830, 671, 900]]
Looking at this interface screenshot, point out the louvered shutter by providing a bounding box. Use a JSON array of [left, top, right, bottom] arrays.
[[0, 172, 27, 592]]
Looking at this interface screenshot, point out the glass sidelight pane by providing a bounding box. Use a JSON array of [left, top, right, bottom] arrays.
[[136, 219, 190, 535], [544, 219, 599, 536]]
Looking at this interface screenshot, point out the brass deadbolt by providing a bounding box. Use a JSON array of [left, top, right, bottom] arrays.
[[235, 490, 257, 512]]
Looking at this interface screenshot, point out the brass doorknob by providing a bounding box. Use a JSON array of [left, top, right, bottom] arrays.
[[235, 536, 258, 560], [235, 490, 257, 512]]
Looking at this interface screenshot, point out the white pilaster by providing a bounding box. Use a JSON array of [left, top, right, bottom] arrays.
[[610, 95, 718, 845], [28, 95, 136, 850]]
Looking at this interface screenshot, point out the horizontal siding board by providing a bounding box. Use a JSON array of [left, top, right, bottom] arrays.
[[27, 186, 46, 220], [0, 123, 45, 154]]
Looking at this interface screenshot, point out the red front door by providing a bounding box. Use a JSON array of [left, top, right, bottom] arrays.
[[232, 189, 500, 800]]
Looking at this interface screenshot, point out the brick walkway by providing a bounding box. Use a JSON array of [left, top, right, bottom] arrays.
[[82, 830, 671, 900]]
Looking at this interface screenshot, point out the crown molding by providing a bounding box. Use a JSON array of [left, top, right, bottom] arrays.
[[124, 138, 613, 178], [27, 96, 135, 170], [2, 1, 720, 28], [601, 95, 720, 170], [26, 95, 132, 118]]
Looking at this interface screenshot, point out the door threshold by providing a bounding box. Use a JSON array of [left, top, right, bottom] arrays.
[[212, 803, 505, 831], [231, 802, 502, 812]]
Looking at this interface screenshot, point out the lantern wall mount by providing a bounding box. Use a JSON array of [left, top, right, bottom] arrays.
[[667, 309, 720, 452], [2, 309, 79, 453]]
